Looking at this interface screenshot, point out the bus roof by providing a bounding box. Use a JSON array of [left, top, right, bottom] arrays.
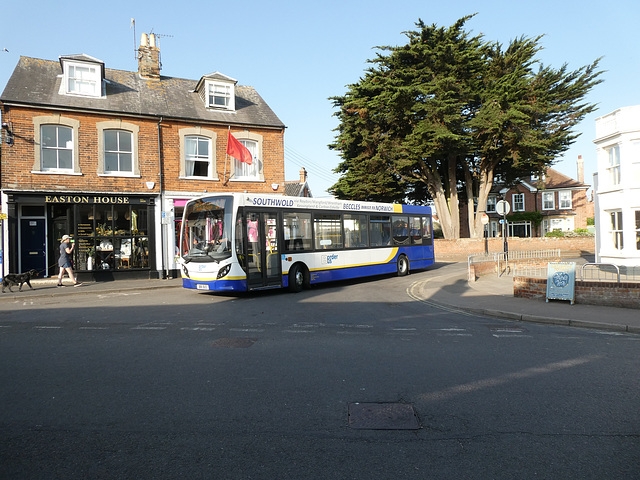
[[187, 193, 431, 215]]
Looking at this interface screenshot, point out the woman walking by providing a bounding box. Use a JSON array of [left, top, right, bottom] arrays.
[[57, 235, 82, 287]]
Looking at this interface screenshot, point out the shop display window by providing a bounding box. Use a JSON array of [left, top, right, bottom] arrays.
[[72, 204, 149, 271]]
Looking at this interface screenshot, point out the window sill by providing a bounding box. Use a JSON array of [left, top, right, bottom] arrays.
[[179, 176, 220, 181], [98, 173, 141, 178], [230, 178, 264, 183], [32, 170, 82, 176]]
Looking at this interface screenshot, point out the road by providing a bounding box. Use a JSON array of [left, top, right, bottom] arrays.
[[1, 268, 639, 479]]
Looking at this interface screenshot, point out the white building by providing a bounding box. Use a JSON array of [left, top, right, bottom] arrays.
[[593, 105, 640, 266]]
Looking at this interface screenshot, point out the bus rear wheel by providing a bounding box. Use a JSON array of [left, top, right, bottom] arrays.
[[289, 264, 307, 292], [397, 255, 409, 276]]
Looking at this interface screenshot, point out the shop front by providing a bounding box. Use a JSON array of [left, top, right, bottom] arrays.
[[5, 192, 156, 280]]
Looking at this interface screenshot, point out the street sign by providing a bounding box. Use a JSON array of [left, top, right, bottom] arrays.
[[0, 213, 7, 219], [481, 213, 489, 225], [495, 200, 510, 216]]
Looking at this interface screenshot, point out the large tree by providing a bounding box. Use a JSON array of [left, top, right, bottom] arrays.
[[329, 16, 602, 238]]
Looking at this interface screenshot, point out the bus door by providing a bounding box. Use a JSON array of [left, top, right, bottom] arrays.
[[245, 211, 282, 289]]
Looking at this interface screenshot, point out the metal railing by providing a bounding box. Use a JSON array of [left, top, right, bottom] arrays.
[[513, 262, 640, 283], [469, 249, 561, 278], [580, 263, 620, 283]]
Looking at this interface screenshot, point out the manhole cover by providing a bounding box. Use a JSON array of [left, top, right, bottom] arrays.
[[348, 402, 420, 430], [212, 337, 257, 348]]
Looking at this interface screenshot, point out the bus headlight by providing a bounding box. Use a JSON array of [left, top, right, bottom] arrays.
[[217, 264, 231, 279]]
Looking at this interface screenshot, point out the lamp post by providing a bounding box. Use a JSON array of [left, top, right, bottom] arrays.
[[496, 200, 510, 259]]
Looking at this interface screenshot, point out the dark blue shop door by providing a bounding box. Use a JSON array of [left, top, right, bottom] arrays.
[[20, 218, 46, 273]]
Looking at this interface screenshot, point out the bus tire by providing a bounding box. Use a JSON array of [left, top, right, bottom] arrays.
[[397, 255, 409, 276], [289, 264, 306, 293]]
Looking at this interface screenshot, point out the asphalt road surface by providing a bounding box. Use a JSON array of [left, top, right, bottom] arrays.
[[1, 269, 638, 479]]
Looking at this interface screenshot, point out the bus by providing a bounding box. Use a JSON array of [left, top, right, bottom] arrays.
[[178, 192, 434, 292]]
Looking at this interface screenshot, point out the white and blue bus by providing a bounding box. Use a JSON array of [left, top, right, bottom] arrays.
[[178, 193, 434, 292]]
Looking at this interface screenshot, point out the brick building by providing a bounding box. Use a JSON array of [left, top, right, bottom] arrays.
[[478, 161, 593, 238], [0, 34, 285, 279]]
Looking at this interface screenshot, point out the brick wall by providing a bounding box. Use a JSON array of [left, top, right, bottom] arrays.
[[514, 276, 640, 309], [1, 106, 285, 196], [436, 237, 595, 261]]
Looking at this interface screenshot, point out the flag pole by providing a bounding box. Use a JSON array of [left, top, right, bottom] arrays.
[[223, 126, 229, 186]]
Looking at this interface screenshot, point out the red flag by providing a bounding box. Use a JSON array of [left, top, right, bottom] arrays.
[[226, 131, 253, 165]]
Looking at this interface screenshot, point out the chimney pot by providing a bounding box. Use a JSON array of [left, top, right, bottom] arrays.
[[138, 32, 161, 80], [299, 167, 307, 184]]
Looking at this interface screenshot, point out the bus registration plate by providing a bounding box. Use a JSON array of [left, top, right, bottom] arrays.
[[196, 284, 210, 290]]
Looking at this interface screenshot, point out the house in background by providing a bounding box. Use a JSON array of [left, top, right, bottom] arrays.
[[475, 159, 593, 238], [0, 33, 285, 279], [593, 105, 640, 266], [284, 167, 313, 197]]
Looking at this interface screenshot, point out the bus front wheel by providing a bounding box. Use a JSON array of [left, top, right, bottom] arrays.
[[397, 255, 409, 276], [289, 264, 306, 292]]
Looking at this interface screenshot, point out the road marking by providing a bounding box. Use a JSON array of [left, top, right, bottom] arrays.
[[132, 326, 167, 330], [34, 326, 62, 329]]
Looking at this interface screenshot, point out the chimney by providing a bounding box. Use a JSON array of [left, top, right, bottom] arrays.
[[299, 167, 308, 184], [577, 155, 584, 184], [138, 33, 161, 80]]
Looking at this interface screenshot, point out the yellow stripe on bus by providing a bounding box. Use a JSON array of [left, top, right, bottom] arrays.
[[305, 247, 399, 272]]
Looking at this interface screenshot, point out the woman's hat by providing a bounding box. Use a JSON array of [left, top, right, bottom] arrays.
[[61, 235, 71, 241]]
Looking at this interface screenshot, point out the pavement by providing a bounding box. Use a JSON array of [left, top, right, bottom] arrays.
[[2, 262, 638, 334]]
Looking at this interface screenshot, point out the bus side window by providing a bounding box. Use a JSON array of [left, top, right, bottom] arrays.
[[410, 217, 422, 245], [392, 216, 410, 245], [284, 212, 312, 251], [422, 216, 433, 245]]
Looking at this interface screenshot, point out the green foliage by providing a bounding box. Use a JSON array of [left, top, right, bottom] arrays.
[[328, 15, 603, 238], [544, 229, 594, 238], [586, 217, 595, 226], [506, 211, 543, 226]]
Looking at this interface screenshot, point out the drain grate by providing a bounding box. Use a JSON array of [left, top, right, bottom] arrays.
[[348, 402, 420, 430], [212, 337, 257, 348]]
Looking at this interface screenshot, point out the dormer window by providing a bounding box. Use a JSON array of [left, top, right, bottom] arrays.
[[68, 64, 99, 95], [59, 55, 105, 98], [208, 82, 232, 108], [195, 72, 237, 111]]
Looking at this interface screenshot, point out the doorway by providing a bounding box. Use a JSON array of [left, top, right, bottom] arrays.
[[245, 211, 281, 289], [19, 216, 46, 274]]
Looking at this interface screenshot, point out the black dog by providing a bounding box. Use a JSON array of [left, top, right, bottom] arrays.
[[2, 269, 39, 293]]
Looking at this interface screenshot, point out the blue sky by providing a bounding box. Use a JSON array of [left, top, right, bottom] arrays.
[[1, 0, 638, 197]]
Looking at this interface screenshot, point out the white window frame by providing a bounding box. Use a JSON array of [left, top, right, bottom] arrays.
[[558, 190, 572, 209], [97, 121, 140, 177], [542, 191, 555, 210], [606, 145, 621, 186], [512, 193, 525, 212], [231, 132, 264, 182], [206, 81, 235, 110], [508, 221, 532, 238], [609, 210, 623, 250], [178, 127, 218, 180], [184, 136, 212, 178], [486, 195, 497, 213], [33, 116, 81, 175], [64, 61, 101, 97], [104, 130, 133, 174]]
